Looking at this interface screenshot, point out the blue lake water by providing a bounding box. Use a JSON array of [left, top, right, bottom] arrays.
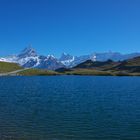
[[0, 76, 140, 140]]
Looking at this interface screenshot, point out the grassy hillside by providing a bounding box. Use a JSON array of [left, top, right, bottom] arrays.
[[0, 61, 22, 73], [61, 68, 139, 76], [74, 60, 120, 71], [18, 69, 60, 76], [64, 68, 112, 76], [73, 57, 140, 75], [111, 57, 140, 72], [126, 56, 140, 66], [1, 57, 140, 76]]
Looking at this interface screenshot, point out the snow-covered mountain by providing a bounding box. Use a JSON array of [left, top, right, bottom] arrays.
[[59, 53, 97, 67], [0, 46, 140, 70], [0, 47, 65, 70], [59, 52, 140, 67], [36, 55, 65, 70], [18, 47, 37, 58], [0, 55, 17, 63], [59, 53, 75, 67]]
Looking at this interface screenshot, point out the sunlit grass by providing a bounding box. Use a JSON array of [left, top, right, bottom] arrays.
[[0, 62, 22, 73], [18, 68, 60, 76]]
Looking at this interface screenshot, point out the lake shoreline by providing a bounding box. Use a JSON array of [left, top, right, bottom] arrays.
[[1, 73, 140, 77]]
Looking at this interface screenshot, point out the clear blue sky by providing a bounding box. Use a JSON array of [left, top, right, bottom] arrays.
[[0, 0, 140, 57]]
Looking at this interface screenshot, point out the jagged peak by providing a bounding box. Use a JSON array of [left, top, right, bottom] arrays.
[[61, 52, 72, 57], [59, 52, 74, 61], [47, 55, 55, 59], [18, 45, 37, 58], [21, 44, 35, 53]]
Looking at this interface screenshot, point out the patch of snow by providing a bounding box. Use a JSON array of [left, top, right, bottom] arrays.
[[17, 56, 39, 66], [0, 55, 17, 63], [61, 56, 75, 66]]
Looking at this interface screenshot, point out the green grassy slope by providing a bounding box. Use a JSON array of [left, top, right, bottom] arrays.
[[1, 57, 140, 76], [62, 68, 139, 76], [74, 60, 120, 71], [64, 68, 112, 76], [0, 61, 23, 73], [111, 57, 140, 72], [18, 69, 60, 76], [126, 56, 140, 66]]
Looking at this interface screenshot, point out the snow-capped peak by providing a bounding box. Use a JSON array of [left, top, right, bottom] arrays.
[[59, 53, 75, 67], [1, 46, 140, 70], [60, 53, 74, 61], [18, 45, 37, 58], [47, 55, 55, 59]]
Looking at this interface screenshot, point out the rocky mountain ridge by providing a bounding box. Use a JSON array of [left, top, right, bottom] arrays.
[[0, 46, 140, 70]]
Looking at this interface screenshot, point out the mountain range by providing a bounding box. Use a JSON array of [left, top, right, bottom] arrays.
[[55, 56, 140, 76], [74, 56, 140, 73], [0, 46, 140, 70]]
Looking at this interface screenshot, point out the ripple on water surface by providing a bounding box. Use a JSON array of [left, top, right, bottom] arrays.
[[0, 76, 140, 140]]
